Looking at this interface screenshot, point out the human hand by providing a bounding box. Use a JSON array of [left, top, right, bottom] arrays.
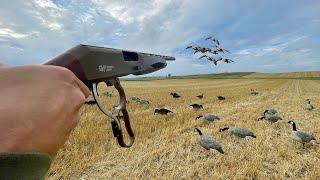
[[0, 65, 90, 158]]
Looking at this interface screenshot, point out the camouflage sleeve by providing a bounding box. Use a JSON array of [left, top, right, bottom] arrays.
[[0, 152, 52, 180]]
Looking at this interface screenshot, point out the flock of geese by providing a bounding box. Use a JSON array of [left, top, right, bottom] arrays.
[[186, 36, 233, 66], [85, 89, 317, 154]]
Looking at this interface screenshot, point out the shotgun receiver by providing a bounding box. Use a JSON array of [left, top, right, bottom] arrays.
[[44, 44, 175, 147]]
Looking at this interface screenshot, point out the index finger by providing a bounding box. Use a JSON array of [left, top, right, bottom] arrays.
[[73, 76, 91, 98]]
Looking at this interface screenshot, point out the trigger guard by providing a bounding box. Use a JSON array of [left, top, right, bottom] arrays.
[[92, 79, 135, 147], [92, 82, 113, 118]]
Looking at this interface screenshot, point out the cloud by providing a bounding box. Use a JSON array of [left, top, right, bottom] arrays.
[[47, 23, 62, 30], [0, 28, 28, 39], [0, 0, 319, 75], [91, 0, 172, 25], [34, 0, 59, 9]]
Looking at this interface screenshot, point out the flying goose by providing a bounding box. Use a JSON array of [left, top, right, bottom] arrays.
[[288, 121, 316, 147], [190, 104, 203, 110], [186, 46, 201, 54], [205, 37, 220, 46], [196, 114, 220, 122], [209, 49, 220, 55], [218, 58, 234, 64], [306, 99, 314, 110], [199, 55, 219, 65], [198, 47, 211, 53], [220, 127, 256, 139], [216, 48, 230, 54], [194, 128, 224, 154], [154, 108, 173, 115]]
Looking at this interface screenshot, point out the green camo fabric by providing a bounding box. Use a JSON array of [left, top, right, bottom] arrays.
[[0, 152, 52, 180]]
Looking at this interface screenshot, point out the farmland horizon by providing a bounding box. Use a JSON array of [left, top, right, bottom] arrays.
[[122, 71, 320, 80]]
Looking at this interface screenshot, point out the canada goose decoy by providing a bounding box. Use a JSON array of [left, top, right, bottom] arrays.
[[194, 128, 224, 154], [103, 91, 114, 97], [266, 108, 277, 115], [257, 110, 282, 123], [154, 108, 173, 115], [220, 127, 256, 139], [217, 96, 226, 100], [170, 92, 181, 98], [205, 37, 220, 46], [306, 99, 314, 110], [190, 104, 203, 110], [250, 89, 258, 95], [131, 96, 140, 102], [196, 94, 204, 99], [85, 99, 96, 105], [138, 99, 150, 105], [196, 114, 220, 121], [288, 121, 316, 147]]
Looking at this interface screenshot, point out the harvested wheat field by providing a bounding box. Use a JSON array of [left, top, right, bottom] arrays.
[[48, 79, 320, 180], [245, 72, 320, 79]]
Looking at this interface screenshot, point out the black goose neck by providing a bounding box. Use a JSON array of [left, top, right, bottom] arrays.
[[196, 128, 203, 135], [291, 123, 297, 131]]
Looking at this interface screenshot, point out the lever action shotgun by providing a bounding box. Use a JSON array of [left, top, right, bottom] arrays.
[[44, 44, 175, 147]]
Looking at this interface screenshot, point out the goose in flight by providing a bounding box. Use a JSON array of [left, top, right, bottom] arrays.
[[209, 49, 220, 55], [216, 48, 230, 54], [205, 36, 220, 46], [186, 46, 201, 54], [200, 47, 212, 53], [199, 55, 218, 65], [218, 58, 234, 64]]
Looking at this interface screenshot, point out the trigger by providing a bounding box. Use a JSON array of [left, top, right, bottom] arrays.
[[105, 81, 113, 86]]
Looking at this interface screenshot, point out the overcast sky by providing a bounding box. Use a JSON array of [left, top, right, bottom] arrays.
[[0, 0, 319, 76]]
